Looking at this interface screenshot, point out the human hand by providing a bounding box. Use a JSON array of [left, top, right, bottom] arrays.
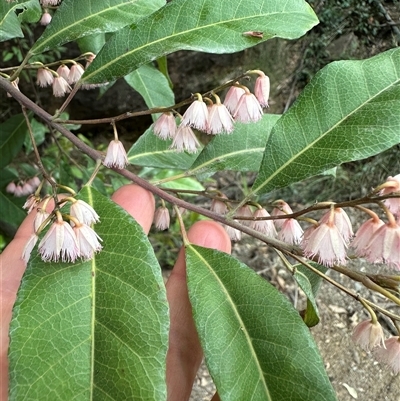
[[0, 184, 231, 401]]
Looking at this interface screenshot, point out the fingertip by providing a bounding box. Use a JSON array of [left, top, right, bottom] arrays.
[[111, 184, 155, 234], [187, 220, 231, 254]]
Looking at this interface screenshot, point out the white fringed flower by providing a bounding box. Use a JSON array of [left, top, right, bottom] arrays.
[[103, 139, 129, 169], [70, 200, 100, 225], [38, 215, 79, 263]]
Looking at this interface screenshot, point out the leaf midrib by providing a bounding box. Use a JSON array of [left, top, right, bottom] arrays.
[[82, 9, 308, 83], [189, 245, 271, 400], [190, 147, 265, 173], [253, 62, 400, 196], [31, 1, 139, 54]]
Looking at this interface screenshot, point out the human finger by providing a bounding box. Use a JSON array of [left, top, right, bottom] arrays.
[[166, 221, 231, 401], [111, 184, 155, 234]]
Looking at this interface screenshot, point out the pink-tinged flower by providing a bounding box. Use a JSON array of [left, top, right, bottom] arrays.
[[40, 11, 52, 26], [254, 72, 270, 107], [206, 101, 234, 135], [235, 205, 253, 227], [180, 99, 208, 131], [36, 68, 54, 87], [28, 176, 41, 188], [34, 208, 50, 232], [73, 224, 102, 260], [374, 336, 400, 375], [70, 199, 100, 226], [351, 216, 385, 257], [154, 206, 170, 231], [21, 181, 34, 196], [319, 208, 353, 244], [170, 125, 200, 153], [13, 185, 24, 197], [224, 225, 242, 242], [223, 85, 246, 113], [352, 319, 385, 351], [278, 218, 303, 245], [23, 194, 40, 214], [233, 91, 263, 123], [365, 222, 400, 269], [6, 182, 16, 194], [52, 76, 71, 97], [103, 139, 129, 169], [56, 64, 70, 80], [68, 63, 85, 84], [381, 174, 400, 217], [152, 112, 177, 140], [251, 208, 277, 237], [271, 200, 293, 229], [38, 216, 79, 263], [22, 234, 39, 264], [302, 221, 347, 266], [210, 194, 229, 215]]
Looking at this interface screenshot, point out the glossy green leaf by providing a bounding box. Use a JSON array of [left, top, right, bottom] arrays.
[[252, 47, 400, 196], [188, 114, 281, 177], [127, 127, 200, 169], [81, 0, 318, 84], [0, 0, 41, 42], [9, 187, 169, 400], [125, 64, 175, 122], [293, 263, 327, 327], [186, 245, 337, 401], [30, 0, 166, 55], [0, 114, 27, 170]]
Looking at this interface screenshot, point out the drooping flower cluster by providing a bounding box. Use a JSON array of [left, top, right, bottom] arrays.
[[208, 174, 400, 269], [6, 176, 41, 198], [35, 54, 95, 97], [151, 70, 270, 153], [22, 197, 102, 264]]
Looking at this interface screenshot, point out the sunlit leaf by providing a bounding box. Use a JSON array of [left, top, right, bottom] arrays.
[[30, 0, 166, 54], [252, 48, 400, 196], [188, 114, 281, 177], [81, 0, 318, 84], [9, 187, 169, 400], [127, 127, 199, 169], [186, 245, 337, 401], [125, 64, 175, 121]]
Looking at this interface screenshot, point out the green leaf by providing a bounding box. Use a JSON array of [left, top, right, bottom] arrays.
[[293, 263, 328, 327], [125, 63, 175, 121], [0, 114, 27, 170], [186, 246, 337, 401], [77, 33, 106, 54], [30, 0, 166, 55], [252, 47, 400, 196], [140, 168, 204, 192], [9, 187, 169, 400], [127, 127, 200, 169], [81, 0, 318, 84], [188, 114, 281, 177], [0, 191, 26, 234], [0, 0, 41, 42]]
